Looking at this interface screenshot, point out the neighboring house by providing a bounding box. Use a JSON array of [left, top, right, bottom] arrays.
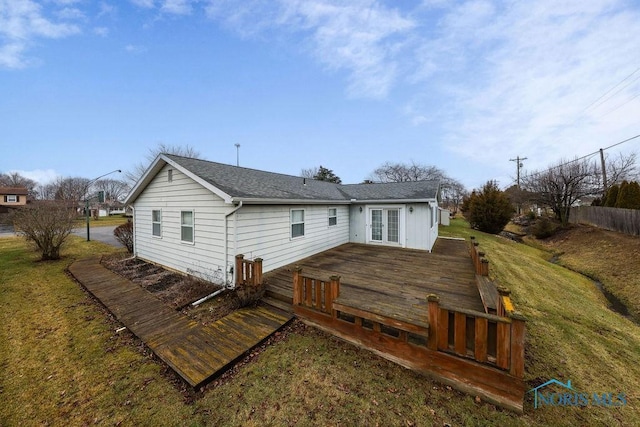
[[0, 187, 28, 208], [125, 154, 440, 285]]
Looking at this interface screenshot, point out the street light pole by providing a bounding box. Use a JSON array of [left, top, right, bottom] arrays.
[[85, 169, 122, 241]]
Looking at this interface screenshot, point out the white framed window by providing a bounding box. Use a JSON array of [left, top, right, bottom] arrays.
[[5, 195, 18, 203], [291, 209, 305, 238], [328, 208, 337, 227], [168, 169, 173, 183], [152, 210, 162, 237], [181, 210, 194, 243]]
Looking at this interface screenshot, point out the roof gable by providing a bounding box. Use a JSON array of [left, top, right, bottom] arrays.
[[0, 187, 28, 195], [125, 154, 439, 205]]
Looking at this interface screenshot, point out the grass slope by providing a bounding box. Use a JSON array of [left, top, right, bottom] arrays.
[[1, 225, 639, 426], [528, 225, 640, 322]]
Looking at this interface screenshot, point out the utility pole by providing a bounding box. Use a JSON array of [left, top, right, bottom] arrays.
[[235, 143, 240, 166], [509, 156, 527, 188], [599, 148, 607, 196]]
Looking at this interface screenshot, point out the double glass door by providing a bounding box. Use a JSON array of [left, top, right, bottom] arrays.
[[370, 208, 399, 244]]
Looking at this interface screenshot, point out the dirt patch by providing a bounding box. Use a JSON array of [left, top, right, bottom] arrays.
[[101, 253, 222, 310]]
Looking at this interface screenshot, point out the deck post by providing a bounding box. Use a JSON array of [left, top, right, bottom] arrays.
[[481, 258, 489, 276], [427, 294, 439, 350], [509, 312, 527, 378], [329, 275, 341, 316], [235, 254, 244, 286], [254, 258, 263, 286], [292, 267, 302, 305], [497, 286, 511, 317]]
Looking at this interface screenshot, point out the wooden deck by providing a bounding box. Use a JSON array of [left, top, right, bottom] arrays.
[[69, 257, 292, 388], [264, 239, 485, 326], [264, 239, 526, 413]]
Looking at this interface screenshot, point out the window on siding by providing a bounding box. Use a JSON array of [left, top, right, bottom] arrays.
[[168, 169, 173, 182], [328, 208, 337, 226], [181, 211, 194, 242], [5, 195, 18, 203], [152, 210, 162, 237], [291, 209, 305, 238]]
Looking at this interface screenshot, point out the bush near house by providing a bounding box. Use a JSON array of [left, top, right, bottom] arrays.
[[114, 221, 134, 253], [462, 180, 514, 234], [10, 201, 77, 260]]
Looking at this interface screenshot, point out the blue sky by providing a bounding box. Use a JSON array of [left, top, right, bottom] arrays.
[[1, 0, 639, 189]]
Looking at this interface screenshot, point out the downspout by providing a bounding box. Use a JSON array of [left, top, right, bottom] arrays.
[[192, 200, 243, 306]]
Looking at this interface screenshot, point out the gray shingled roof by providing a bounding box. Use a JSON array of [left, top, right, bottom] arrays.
[[163, 154, 439, 202]]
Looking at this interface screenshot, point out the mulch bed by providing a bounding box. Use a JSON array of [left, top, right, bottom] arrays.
[[101, 253, 223, 310]]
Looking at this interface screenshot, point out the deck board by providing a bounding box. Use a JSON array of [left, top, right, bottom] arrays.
[[69, 257, 293, 387], [264, 240, 485, 325]]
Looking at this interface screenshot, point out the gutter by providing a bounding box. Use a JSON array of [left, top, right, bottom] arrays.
[[192, 200, 243, 307]]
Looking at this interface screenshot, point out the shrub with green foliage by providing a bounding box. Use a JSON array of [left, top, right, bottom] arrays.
[[604, 184, 619, 207], [616, 181, 640, 209], [463, 181, 514, 234], [531, 217, 558, 239]]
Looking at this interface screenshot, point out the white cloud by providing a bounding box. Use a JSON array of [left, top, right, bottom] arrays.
[[130, 0, 155, 8], [206, 0, 415, 98], [125, 44, 147, 53], [56, 7, 86, 20], [406, 0, 640, 176], [0, 0, 81, 68], [161, 0, 192, 15], [9, 169, 60, 185], [93, 26, 109, 37]]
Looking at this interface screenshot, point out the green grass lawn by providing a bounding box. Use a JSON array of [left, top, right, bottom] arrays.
[[74, 215, 129, 228], [1, 223, 639, 426]]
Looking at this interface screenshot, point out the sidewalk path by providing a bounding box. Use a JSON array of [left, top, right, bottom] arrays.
[[69, 257, 292, 387]]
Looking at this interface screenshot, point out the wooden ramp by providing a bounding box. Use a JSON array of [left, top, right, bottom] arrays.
[[69, 257, 292, 388]]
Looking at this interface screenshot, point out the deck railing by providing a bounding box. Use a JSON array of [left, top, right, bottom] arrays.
[[235, 254, 263, 286], [470, 236, 489, 276], [290, 267, 527, 412], [292, 268, 340, 315], [427, 294, 525, 377]]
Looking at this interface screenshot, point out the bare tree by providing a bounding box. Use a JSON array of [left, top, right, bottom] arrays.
[[126, 143, 201, 185], [300, 167, 319, 179], [367, 161, 467, 212], [93, 179, 130, 202], [603, 152, 637, 193], [53, 177, 91, 203], [368, 161, 447, 183], [11, 202, 77, 260], [34, 183, 59, 200], [440, 178, 468, 214], [0, 172, 37, 198], [522, 158, 598, 227]]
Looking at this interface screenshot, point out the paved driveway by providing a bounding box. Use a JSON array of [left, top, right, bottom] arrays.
[[72, 226, 124, 247]]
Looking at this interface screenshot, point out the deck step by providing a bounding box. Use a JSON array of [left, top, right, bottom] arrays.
[[265, 286, 293, 304], [261, 296, 293, 314]]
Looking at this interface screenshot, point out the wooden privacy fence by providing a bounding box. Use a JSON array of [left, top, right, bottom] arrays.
[[235, 254, 263, 286], [291, 267, 527, 412], [570, 206, 640, 236]]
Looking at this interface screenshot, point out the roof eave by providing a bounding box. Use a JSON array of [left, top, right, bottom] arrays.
[[350, 198, 436, 204], [232, 197, 351, 205]]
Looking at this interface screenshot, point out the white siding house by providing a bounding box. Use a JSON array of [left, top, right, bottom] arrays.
[[125, 154, 440, 286]]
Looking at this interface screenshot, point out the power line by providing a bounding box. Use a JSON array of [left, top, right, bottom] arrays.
[[583, 66, 640, 113], [521, 133, 640, 178]]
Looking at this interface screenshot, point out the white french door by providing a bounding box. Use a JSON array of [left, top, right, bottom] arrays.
[[369, 208, 400, 244]]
